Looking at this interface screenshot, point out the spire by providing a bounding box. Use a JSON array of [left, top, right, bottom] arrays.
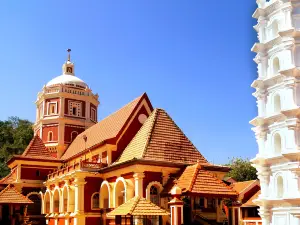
[[62, 48, 75, 76]]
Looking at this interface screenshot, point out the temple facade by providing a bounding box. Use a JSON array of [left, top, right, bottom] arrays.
[[251, 0, 300, 225], [0, 51, 238, 225]]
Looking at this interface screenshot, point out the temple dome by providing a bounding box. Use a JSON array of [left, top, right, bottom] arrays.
[[46, 74, 88, 88]]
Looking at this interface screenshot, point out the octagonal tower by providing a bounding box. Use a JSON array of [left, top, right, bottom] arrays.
[[33, 50, 99, 158]]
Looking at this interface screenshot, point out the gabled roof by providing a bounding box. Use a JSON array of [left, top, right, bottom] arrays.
[[22, 135, 57, 160], [242, 190, 260, 207], [0, 185, 33, 204], [164, 163, 237, 197], [61, 93, 152, 160], [117, 108, 208, 164], [107, 196, 170, 216], [0, 167, 17, 185], [231, 180, 258, 195]]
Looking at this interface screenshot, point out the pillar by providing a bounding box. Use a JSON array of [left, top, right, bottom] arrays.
[[168, 186, 184, 225], [74, 176, 86, 225], [133, 172, 145, 197]]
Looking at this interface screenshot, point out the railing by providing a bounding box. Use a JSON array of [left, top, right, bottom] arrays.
[[47, 161, 107, 180]]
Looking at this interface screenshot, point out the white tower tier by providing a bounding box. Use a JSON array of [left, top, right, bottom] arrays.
[[251, 0, 300, 225]]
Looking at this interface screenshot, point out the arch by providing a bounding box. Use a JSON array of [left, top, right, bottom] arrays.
[[53, 189, 60, 213], [273, 57, 280, 74], [100, 181, 111, 208], [274, 133, 282, 154], [48, 131, 53, 142], [71, 131, 78, 142], [44, 191, 51, 214], [62, 186, 68, 212], [145, 181, 163, 205], [91, 192, 100, 209], [276, 175, 284, 198], [274, 94, 281, 113], [27, 192, 42, 215], [114, 177, 127, 207]]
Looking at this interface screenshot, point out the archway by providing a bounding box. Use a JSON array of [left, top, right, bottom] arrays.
[[27, 193, 42, 215], [100, 181, 110, 208], [44, 191, 51, 214], [274, 133, 282, 154], [53, 189, 60, 213], [63, 186, 68, 212], [114, 178, 126, 207]]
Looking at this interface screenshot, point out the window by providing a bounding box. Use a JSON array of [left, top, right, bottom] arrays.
[[71, 131, 78, 142], [91, 108, 97, 121], [274, 94, 281, 113], [150, 186, 160, 205], [194, 197, 205, 209], [273, 57, 280, 74], [36, 170, 40, 177], [48, 103, 57, 115], [207, 198, 215, 209], [48, 132, 53, 142], [277, 176, 284, 198], [92, 193, 100, 209], [69, 101, 82, 117], [274, 133, 282, 154]]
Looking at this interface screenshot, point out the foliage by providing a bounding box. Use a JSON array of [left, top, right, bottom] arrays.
[[225, 157, 257, 182], [0, 117, 33, 178]]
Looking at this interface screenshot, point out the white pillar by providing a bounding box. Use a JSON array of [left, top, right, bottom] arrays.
[[133, 172, 145, 197], [74, 177, 86, 225]]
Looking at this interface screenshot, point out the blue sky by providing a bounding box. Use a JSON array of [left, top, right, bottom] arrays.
[[0, 1, 258, 164]]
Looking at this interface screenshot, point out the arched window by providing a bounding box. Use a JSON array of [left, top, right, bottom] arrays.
[[48, 132, 53, 142], [272, 20, 279, 37], [274, 133, 282, 154], [53, 190, 60, 213], [273, 57, 280, 74], [274, 94, 281, 113], [71, 131, 78, 142], [27, 193, 41, 215], [91, 193, 100, 209], [277, 176, 284, 198], [150, 186, 160, 205]]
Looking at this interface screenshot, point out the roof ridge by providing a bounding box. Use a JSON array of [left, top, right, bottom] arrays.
[[22, 135, 38, 156], [141, 109, 159, 159], [187, 164, 199, 192], [129, 196, 140, 214], [239, 180, 258, 194]]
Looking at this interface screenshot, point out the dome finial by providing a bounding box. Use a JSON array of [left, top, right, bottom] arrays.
[[67, 48, 71, 62]]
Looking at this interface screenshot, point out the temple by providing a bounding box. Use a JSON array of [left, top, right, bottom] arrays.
[[0, 50, 239, 225]]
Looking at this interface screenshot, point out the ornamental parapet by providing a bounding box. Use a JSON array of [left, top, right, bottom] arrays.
[[47, 161, 107, 180]]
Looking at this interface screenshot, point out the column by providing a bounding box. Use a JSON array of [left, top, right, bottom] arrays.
[[74, 176, 86, 225], [133, 172, 145, 197], [259, 207, 271, 225], [60, 97, 65, 117]]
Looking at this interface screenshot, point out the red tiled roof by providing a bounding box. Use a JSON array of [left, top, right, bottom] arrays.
[[164, 163, 237, 197], [231, 180, 258, 194], [0, 185, 33, 204], [61, 93, 150, 160], [0, 167, 17, 185], [22, 135, 57, 160], [117, 108, 208, 164], [242, 190, 260, 207]]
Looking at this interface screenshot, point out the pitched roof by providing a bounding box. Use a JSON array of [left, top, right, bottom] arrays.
[[107, 196, 170, 216], [242, 190, 260, 207], [0, 167, 17, 185], [22, 135, 57, 160], [61, 93, 150, 160], [117, 108, 208, 164], [0, 185, 33, 204], [231, 180, 258, 194], [164, 163, 237, 197]]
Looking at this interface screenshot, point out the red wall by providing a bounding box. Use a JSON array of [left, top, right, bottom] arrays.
[[42, 125, 58, 142], [48, 218, 55, 225], [21, 167, 55, 180], [112, 106, 150, 162], [86, 217, 101, 225], [64, 125, 85, 143], [143, 171, 162, 197], [58, 218, 64, 225], [84, 177, 103, 212]]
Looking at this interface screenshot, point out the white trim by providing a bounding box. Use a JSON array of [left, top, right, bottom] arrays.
[[47, 102, 58, 115], [100, 181, 111, 208], [145, 181, 163, 204], [113, 177, 127, 208]]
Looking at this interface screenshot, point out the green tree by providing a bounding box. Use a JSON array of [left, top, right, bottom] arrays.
[[226, 157, 257, 182], [0, 117, 33, 178]]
